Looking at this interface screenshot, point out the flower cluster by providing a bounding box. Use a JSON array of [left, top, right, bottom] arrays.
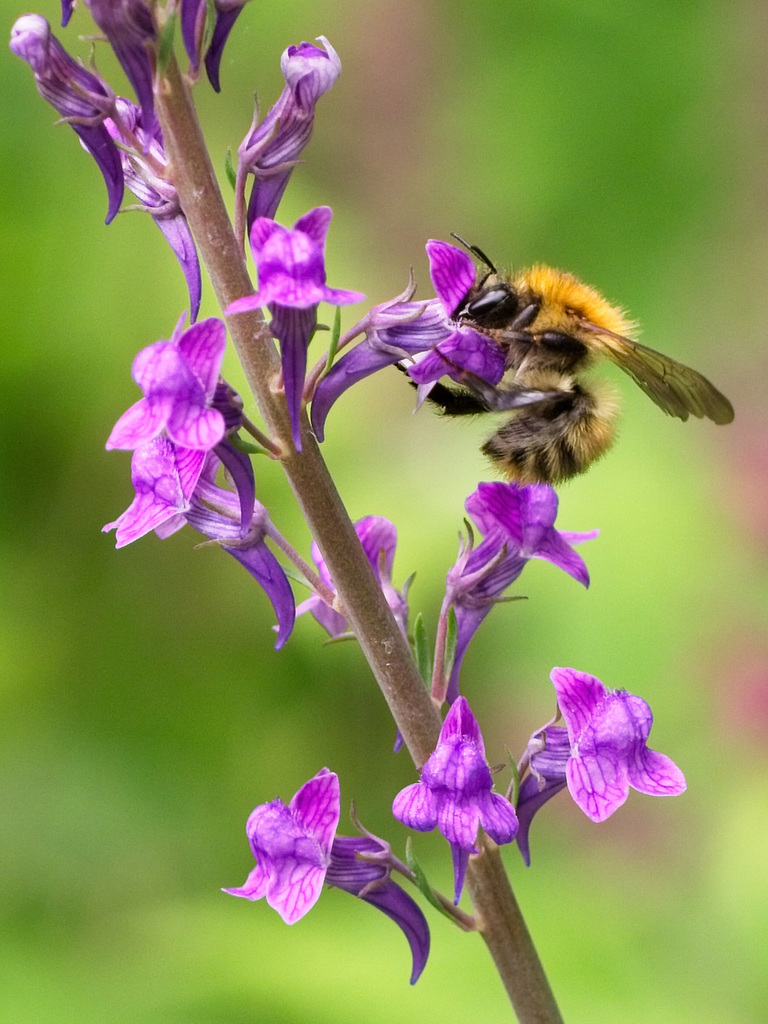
[[13, 0, 692, 993], [516, 668, 687, 863], [225, 769, 430, 983]]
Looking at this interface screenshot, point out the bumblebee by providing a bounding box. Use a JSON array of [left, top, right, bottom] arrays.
[[424, 240, 734, 484]]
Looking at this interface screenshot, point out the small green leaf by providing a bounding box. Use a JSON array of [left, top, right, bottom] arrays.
[[228, 432, 268, 456], [405, 839, 456, 923], [224, 147, 237, 191], [325, 306, 342, 370], [412, 613, 432, 685], [443, 605, 458, 684], [156, 8, 177, 73], [506, 750, 520, 805]]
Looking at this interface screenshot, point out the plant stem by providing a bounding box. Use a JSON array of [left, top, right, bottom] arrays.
[[154, 53, 563, 1024]]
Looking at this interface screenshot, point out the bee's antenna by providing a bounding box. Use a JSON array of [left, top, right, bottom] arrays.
[[451, 232, 498, 276]]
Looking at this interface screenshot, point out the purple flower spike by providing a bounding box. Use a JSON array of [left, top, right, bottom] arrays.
[[551, 667, 687, 823], [107, 318, 227, 452], [296, 516, 408, 638], [86, 0, 158, 137], [225, 769, 340, 924], [328, 836, 430, 984], [440, 481, 597, 703], [227, 207, 363, 452], [240, 37, 341, 225], [393, 697, 518, 903], [10, 15, 123, 223]]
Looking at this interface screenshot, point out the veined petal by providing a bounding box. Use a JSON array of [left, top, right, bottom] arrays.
[[426, 239, 476, 318]]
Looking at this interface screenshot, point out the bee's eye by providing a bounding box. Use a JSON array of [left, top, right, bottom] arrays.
[[463, 286, 519, 325]]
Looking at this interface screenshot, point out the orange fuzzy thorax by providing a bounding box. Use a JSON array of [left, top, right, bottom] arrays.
[[515, 264, 637, 338]]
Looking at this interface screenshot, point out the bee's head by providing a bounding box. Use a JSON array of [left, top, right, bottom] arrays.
[[459, 279, 521, 327]]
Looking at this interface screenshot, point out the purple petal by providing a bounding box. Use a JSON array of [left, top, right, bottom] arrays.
[[629, 747, 687, 798], [295, 594, 348, 637], [289, 768, 340, 851], [566, 749, 627, 823], [223, 860, 269, 901], [440, 696, 485, 752], [476, 791, 518, 846], [406, 328, 505, 387], [436, 791, 482, 852], [392, 782, 437, 832], [533, 530, 592, 586], [176, 318, 227, 394], [426, 240, 476, 318], [103, 439, 205, 546], [268, 856, 326, 923], [294, 205, 332, 248], [106, 397, 167, 450], [224, 770, 339, 924], [550, 667, 607, 742]]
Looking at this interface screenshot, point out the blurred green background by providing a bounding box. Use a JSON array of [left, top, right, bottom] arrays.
[[2, 1, 766, 1021]]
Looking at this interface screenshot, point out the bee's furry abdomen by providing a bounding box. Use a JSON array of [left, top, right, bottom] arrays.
[[482, 383, 618, 485]]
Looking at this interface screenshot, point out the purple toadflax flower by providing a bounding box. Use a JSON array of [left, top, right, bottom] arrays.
[[393, 697, 518, 903], [311, 239, 504, 441], [225, 768, 341, 923], [105, 98, 202, 320], [437, 481, 598, 705], [516, 668, 687, 862], [10, 14, 123, 223], [225, 769, 430, 982], [180, 0, 251, 92], [552, 667, 687, 822], [238, 37, 341, 229], [227, 207, 364, 452], [104, 439, 294, 647], [296, 515, 409, 638], [106, 316, 228, 453]]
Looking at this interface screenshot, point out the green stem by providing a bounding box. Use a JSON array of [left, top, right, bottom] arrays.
[[154, 53, 562, 1024]]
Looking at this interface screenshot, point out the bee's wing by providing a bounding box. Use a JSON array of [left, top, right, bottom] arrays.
[[594, 332, 734, 424]]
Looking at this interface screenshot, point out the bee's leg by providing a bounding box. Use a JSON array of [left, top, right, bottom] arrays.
[[459, 373, 566, 412]]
